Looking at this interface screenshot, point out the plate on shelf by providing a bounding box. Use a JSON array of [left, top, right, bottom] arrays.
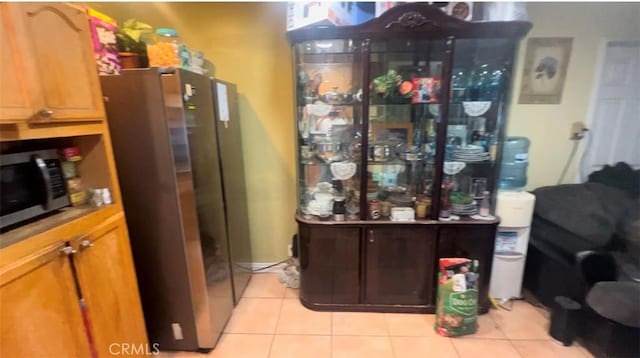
[[462, 101, 491, 117]]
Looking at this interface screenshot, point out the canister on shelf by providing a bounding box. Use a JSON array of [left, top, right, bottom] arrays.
[[415, 198, 431, 219], [62, 161, 77, 179], [59, 147, 82, 162], [368, 199, 381, 220], [67, 178, 87, 207], [380, 201, 392, 217]]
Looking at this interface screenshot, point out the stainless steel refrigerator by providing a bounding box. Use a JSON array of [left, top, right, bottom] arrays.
[[100, 68, 252, 351]]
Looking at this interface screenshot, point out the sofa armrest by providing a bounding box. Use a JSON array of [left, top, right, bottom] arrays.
[[575, 250, 617, 286]]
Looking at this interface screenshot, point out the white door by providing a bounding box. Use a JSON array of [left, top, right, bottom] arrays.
[[581, 41, 640, 180]]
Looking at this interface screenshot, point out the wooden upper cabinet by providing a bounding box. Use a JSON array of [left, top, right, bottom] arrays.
[[0, 3, 40, 123], [1, 3, 104, 123], [71, 215, 148, 357], [0, 242, 92, 358]]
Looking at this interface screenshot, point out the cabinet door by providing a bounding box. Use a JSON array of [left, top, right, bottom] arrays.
[[438, 225, 497, 313], [8, 3, 104, 123], [0, 242, 91, 357], [365, 226, 436, 305], [299, 225, 360, 304], [0, 3, 41, 123], [71, 215, 148, 357]]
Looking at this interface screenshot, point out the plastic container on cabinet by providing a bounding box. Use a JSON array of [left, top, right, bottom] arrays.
[[499, 161, 528, 190], [147, 28, 181, 68]]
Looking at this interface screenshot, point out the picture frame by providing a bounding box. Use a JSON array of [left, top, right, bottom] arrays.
[[371, 122, 414, 145], [518, 37, 573, 104]]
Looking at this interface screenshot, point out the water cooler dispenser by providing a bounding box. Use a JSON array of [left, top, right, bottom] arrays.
[[489, 191, 536, 300]]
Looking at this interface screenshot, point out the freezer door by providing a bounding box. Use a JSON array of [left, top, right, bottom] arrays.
[[177, 70, 235, 343], [211, 79, 253, 304]]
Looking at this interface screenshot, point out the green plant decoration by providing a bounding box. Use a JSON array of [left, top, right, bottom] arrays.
[[116, 19, 153, 55], [372, 69, 414, 100]]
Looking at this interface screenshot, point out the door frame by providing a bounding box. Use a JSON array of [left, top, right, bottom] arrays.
[[580, 38, 640, 181]]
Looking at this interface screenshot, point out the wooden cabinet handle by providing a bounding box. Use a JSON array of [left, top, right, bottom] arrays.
[[60, 246, 76, 256], [369, 230, 374, 243], [39, 108, 53, 118], [79, 239, 94, 249]]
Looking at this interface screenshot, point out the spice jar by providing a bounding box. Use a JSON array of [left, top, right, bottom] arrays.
[[415, 200, 428, 219], [380, 201, 392, 218], [368, 200, 381, 220], [333, 197, 346, 221]]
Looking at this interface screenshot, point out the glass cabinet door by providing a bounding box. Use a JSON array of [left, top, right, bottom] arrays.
[[295, 39, 363, 221], [366, 39, 447, 221], [442, 38, 514, 219]]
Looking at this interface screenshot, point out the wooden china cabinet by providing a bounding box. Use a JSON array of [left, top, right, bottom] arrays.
[[288, 3, 531, 313]]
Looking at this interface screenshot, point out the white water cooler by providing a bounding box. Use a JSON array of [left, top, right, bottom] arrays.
[[489, 191, 536, 300]]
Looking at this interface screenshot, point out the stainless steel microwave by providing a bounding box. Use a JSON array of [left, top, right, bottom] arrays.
[[1, 150, 70, 230]]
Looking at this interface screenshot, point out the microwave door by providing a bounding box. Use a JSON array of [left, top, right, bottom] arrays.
[[32, 155, 53, 210], [0, 150, 69, 231]]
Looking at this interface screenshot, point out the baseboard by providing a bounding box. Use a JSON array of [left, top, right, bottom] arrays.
[[250, 262, 287, 273]]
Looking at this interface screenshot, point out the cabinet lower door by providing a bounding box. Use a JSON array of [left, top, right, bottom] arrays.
[[365, 227, 436, 306], [0, 242, 91, 357], [72, 215, 148, 357], [438, 226, 497, 313], [299, 225, 360, 305]]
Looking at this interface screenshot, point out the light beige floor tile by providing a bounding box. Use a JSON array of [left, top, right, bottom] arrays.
[[276, 299, 331, 335], [332, 312, 388, 336], [242, 274, 286, 298], [284, 287, 299, 298], [490, 302, 549, 340], [452, 339, 520, 358], [459, 312, 507, 339], [269, 335, 331, 358], [385, 313, 434, 337], [332, 336, 393, 358], [512, 340, 590, 358], [390, 336, 458, 358], [224, 298, 282, 334], [209, 334, 273, 358]]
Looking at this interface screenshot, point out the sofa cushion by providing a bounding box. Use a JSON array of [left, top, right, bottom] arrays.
[[533, 183, 635, 247], [586, 281, 640, 328]]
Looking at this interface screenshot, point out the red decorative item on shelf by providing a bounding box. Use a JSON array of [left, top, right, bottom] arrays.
[[59, 147, 82, 162], [412, 77, 441, 104]]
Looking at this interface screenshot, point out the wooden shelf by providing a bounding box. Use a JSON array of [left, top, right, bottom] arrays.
[[0, 204, 120, 252]]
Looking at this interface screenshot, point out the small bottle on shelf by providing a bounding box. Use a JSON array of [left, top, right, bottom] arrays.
[[479, 191, 491, 217]]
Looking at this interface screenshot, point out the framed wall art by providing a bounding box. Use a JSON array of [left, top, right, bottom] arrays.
[[518, 37, 573, 104]]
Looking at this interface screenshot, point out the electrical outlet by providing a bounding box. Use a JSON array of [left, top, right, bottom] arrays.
[[570, 121, 588, 140], [288, 244, 293, 257]]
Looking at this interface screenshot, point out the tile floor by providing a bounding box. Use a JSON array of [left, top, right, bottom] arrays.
[[160, 273, 594, 358]]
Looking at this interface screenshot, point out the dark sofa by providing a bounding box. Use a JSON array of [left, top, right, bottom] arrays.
[[524, 163, 640, 358]]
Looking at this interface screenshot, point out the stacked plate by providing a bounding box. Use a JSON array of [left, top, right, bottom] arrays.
[[451, 201, 478, 216], [451, 145, 490, 162]]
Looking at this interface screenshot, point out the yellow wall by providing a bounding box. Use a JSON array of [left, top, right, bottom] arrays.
[[93, 2, 296, 262], [94, 2, 640, 262], [507, 3, 640, 190]]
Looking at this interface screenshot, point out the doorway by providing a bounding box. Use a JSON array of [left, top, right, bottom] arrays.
[[580, 40, 640, 180]]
